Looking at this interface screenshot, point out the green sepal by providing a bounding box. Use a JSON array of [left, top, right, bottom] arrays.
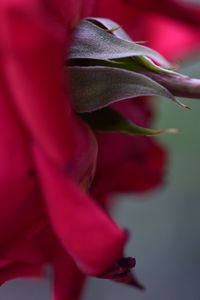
[[80, 107, 180, 136], [85, 17, 179, 75], [68, 66, 180, 113], [69, 19, 171, 67]]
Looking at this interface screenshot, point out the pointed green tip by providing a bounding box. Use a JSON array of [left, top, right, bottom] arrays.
[[106, 26, 121, 33], [159, 128, 182, 134], [135, 41, 148, 45]]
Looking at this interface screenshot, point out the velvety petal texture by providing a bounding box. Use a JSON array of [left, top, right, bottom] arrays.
[[0, 0, 126, 298], [33, 144, 126, 276], [0, 0, 199, 299], [53, 244, 86, 300]]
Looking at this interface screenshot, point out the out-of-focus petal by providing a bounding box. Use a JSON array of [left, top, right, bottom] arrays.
[[91, 99, 166, 202], [146, 14, 200, 60], [93, 0, 200, 29], [33, 144, 126, 276], [53, 244, 85, 300], [0, 262, 43, 286], [0, 1, 74, 165], [92, 0, 144, 40], [144, 0, 200, 28], [0, 67, 46, 246], [92, 135, 166, 202]]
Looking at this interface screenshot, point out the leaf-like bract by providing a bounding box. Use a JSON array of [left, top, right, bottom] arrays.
[[69, 66, 183, 113], [70, 20, 171, 68], [80, 108, 179, 136]]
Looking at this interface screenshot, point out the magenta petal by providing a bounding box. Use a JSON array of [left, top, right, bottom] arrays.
[[53, 244, 85, 300], [0, 68, 46, 245], [0, 262, 43, 286], [33, 145, 126, 276], [0, 1, 74, 165]]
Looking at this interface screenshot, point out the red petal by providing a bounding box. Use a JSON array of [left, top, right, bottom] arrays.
[[53, 244, 85, 300], [0, 262, 43, 286], [33, 145, 126, 276], [0, 67, 47, 244], [0, 1, 74, 165]]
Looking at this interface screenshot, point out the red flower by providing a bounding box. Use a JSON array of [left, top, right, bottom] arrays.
[[0, 0, 129, 298], [0, 0, 199, 299]]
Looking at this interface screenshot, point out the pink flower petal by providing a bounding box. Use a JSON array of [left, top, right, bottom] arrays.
[[0, 1, 74, 165], [33, 144, 126, 276]]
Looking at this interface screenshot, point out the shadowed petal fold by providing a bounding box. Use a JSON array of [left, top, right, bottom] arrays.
[[33, 145, 126, 276]]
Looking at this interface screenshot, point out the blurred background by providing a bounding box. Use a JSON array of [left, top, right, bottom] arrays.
[[1, 54, 200, 300]]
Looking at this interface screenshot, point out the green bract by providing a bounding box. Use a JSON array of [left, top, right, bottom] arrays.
[[69, 66, 179, 113], [69, 19, 170, 67], [67, 18, 200, 136], [80, 108, 179, 136]]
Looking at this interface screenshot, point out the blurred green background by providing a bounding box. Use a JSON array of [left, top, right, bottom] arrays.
[[1, 58, 200, 300]]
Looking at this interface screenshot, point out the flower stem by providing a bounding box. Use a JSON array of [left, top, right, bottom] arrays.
[[142, 71, 200, 99]]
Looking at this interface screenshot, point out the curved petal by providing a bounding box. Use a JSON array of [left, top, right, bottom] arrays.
[[0, 262, 43, 286], [92, 0, 200, 59], [33, 144, 126, 276], [53, 244, 85, 300], [0, 0, 74, 165], [0, 67, 46, 247]]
